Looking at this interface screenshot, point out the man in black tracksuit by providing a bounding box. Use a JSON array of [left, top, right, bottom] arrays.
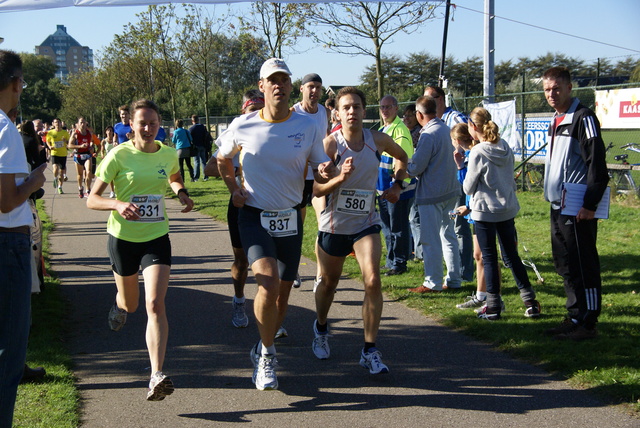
[[542, 66, 609, 341]]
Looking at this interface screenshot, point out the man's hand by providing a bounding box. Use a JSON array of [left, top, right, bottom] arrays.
[[381, 183, 402, 204], [576, 207, 596, 222], [28, 163, 47, 190], [454, 205, 470, 217], [339, 157, 355, 180], [232, 188, 248, 208], [317, 160, 338, 180]]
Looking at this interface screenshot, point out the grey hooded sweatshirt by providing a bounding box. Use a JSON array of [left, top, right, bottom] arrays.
[[463, 139, 520, 223]]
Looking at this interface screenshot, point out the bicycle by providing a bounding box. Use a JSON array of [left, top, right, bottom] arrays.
[[607, 142, 640, 197], [514, 161, 545, 191]]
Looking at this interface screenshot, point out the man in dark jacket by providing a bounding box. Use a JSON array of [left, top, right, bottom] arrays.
[[542, 66, 609, 341], [189, 114, 213, 181]]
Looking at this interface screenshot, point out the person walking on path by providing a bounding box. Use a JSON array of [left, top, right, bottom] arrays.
[[216, 58, 330, 390], [171, 119, 195, 182], [463, 107, 541, 321], [87, 98, 194, 401], [0, 50, 47, 427], [311, 86, 408, 374], [542, 66, 609, 340]]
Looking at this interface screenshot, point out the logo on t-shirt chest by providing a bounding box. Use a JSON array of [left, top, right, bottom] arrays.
[[288, 132, 305, 148], [156, 163, 169, 179]]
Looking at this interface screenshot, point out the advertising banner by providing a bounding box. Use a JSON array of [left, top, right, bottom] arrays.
[[515, 117, 553, 160], [595, 87, 640, 129], [483, 99, 521, 153]]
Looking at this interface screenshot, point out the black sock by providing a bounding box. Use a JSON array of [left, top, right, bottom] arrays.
[[315, 320, 328, 333], [364, 342, 376, 353]]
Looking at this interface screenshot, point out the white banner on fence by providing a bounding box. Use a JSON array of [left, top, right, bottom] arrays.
[[595, 87, 640, 129], [482, 99, 521, 154]]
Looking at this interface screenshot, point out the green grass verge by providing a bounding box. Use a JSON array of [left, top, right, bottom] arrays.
[[13, 200, 80, 428]]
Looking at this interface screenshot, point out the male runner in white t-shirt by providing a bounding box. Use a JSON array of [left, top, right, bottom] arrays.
[[291, 73, 330, 290], [217, 58, 331, 390]]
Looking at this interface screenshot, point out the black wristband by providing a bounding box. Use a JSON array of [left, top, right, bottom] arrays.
[[177, 188, 189, 197]]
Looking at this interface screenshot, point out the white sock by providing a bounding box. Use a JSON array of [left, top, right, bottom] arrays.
[[476, 291, 487, 300], [262, 343, 276, 356], [233, 295, 245, 304]]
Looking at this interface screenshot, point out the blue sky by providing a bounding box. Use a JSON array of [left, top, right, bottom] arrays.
[[1, 0, 639, 87]]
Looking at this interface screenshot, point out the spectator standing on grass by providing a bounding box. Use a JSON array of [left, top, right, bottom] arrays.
[[406, 96, 461, 294], [541, 66, 608, 341], [402, 103, 423, 261], [463, 107, 541, 321], [376, 95, 415, 276], [424, 85, 474, 283], [0, 49, 47, 427], [189, 114, 213, 182]]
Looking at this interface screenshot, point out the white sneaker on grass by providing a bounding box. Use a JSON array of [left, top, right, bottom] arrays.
[[359, 348, 389, 374], [311, 321, 330, 360], [108, 302, 127, 331], [456, 293, 486, 309]]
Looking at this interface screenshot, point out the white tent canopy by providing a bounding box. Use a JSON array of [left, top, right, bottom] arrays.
[[0, 0, 375, 13]]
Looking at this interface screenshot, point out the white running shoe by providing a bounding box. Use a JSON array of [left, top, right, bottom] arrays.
[[252, 354, 278, 390], [146, 371, 174, 401], [250, 341, 261, 368], [232, 299, 249, 328], [274, 326, 288, 339], [293, 273, 302, 288], [359, 348, 389, 374], [311, 321, 330, 360], [108, 302, 127, 331], [456, 293, 486, 309], [109, 191, 116, 198]]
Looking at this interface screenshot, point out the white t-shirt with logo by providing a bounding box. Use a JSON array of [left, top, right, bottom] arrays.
[[218, 110, 328, 211]]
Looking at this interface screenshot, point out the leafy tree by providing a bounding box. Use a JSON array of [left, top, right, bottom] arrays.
[[239, 2, 309, 58], [310, 1, 441, 100], [19, 53, 62, 122]]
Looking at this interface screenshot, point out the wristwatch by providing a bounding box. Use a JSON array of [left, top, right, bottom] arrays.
[[392, 180, 407, 190]]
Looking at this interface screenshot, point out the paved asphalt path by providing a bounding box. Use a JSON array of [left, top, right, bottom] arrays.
[[43, 174, 638, 427]]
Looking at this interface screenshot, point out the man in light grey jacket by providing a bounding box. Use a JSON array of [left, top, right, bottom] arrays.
[[407, 95, 461, 293]]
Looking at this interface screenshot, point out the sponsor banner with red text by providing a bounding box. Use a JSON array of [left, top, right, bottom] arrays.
[[595, 88, 640, 129]]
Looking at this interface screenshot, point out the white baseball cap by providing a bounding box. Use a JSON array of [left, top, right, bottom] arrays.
[[260, 58, 292, 79]]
